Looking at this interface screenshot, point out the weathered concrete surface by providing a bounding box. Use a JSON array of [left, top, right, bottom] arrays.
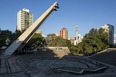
[[38, 47, 70, 58], [89, 48, 116, 66], [0, 55, 116, 77]]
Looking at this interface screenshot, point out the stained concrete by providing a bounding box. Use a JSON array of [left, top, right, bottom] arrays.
[[0, 54, 116, 77]]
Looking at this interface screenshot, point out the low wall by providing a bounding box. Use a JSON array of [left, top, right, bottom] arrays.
[[38, 47, 70, 58]]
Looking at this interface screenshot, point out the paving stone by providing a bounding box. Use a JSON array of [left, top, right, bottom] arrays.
[[0, 55, 116, 77], [8, 60, 17, 72], [0, 68, 7, 73], [1, 63, 6, 68], [14, 63, 22, 72]]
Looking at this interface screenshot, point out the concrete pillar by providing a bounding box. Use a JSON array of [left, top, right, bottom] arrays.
[[3, 2, 59, 56]]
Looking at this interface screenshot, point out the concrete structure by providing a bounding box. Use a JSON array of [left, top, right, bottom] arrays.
[[38, 47, 70, 58], [101, 24, 114, 45], [1, 54, 116, 77], [17, 8, 33, 32], [74, 40, 78, 46], [3, 2, 59, 56], [42, 34, 45, 38], [70, 37, 74, 44], [54, 33, 59, 36], [36, 29, 46, 37], [74, 26, 83, 46], [77, 34, 83, 43], [60, 28, 68, 39], [74, 26, 78, 45], [114, 34, 116, 45]]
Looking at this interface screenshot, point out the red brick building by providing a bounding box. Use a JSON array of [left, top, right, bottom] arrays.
[[60, 28, 68, 39]]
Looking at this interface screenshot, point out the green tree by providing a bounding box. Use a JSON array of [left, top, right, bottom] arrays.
[[10, 30, 22, 44], [96, 28, 108, 44], [25, 33, 46, 47], [48, 36, 67, 47], [76, 28, 109, 55], [70, 45, 78, 53], [83, 28, 108, 45], [65, 39, 71, 48], [83, 28, 95, 40], [0, 30, 12, 47]]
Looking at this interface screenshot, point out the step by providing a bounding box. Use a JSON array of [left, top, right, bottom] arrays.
[[8, 59, 22, 73], [0, 59, 7, 74], [0, 67, 7, 73]]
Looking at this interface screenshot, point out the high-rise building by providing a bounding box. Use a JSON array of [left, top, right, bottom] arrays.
[[114, 34, 116, 45], [17, 8, 33, 32], [60, 28, 68, 39], [101, 24, 114, 45]]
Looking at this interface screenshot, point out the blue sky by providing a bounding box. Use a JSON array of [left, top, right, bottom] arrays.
[[0, 0, 116, 38]]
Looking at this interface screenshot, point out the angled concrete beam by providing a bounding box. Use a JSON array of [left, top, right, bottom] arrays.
[[3, 2, 59, 56]]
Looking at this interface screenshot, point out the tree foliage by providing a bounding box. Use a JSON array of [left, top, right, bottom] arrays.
[[11, 30, 22, 43], [25, 33, 46, 47], [0, 30, 12, 47], [48, 36, 67, 47], [47, 36, 71, 47], [77, 28, 109, 55]]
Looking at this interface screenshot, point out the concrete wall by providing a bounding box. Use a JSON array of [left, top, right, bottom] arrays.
[[38, 47, 70, 58]]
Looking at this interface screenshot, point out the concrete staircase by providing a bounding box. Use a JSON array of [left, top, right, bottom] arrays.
[[89, 48, 116, 66], [0, 55, 116, 77], [0, 56, 22, 74], [0, 55, 39, 74]]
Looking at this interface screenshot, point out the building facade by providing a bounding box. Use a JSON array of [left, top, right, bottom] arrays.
[[114, 34, 116, 45], [74, 34, 83, 45], [74, 26, 83, 46], [70, 37, 74, 44], [17, 8, 33, 32], [101, 24, 114, 45], [36, 29, 42, 35], [60, 28, 68, 39], [77, 34, 83, 43], [54, 33, 59, 36]]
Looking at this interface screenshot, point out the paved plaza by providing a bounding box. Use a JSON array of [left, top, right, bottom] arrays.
[[0, 54, 116, 77]]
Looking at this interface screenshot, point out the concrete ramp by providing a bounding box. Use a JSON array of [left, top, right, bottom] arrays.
[[38, 47, 70, 58], [89, 48, 116, 66], [3, 2, 59, 56]]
